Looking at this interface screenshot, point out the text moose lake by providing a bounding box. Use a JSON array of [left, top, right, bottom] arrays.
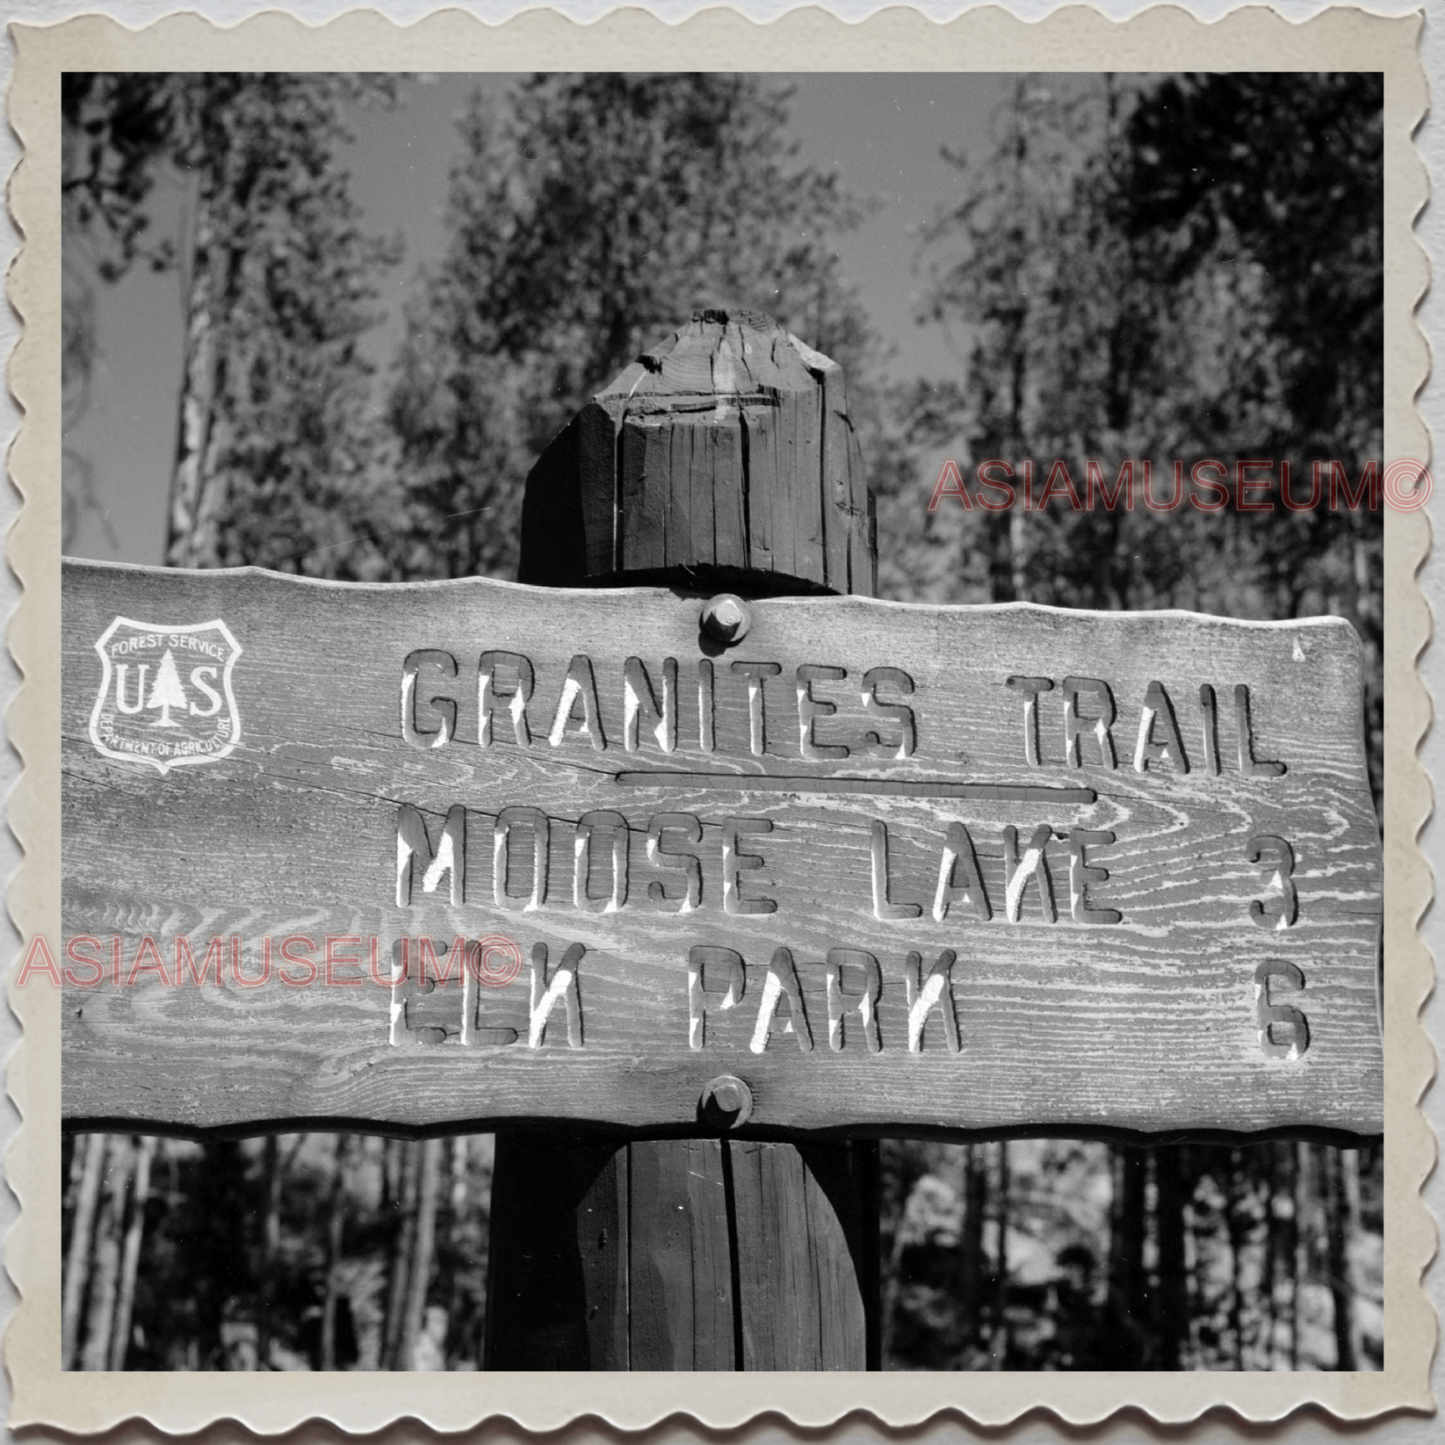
[[59, 561, 1383, 1138]]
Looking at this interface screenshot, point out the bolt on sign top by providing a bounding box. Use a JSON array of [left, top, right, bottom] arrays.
[[60, 561, 1382, 1138]]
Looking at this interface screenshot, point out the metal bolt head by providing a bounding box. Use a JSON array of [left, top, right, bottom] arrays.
[[699, 1074, 754, 1130], [700, 593, 751, 645]]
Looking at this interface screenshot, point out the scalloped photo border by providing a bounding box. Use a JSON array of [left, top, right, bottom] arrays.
[[4, 4, 1433, 1433]]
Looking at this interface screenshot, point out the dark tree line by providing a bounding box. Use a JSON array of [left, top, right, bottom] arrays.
[[61, 71, 1383, 1370], [61, 1133, 1381, 1371], [881, 1139, 1380, 1371], [62, 1134, 493, 1371]]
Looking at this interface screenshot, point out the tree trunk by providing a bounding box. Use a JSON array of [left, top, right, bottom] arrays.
[[880, 1161, 911, 1369], [383, 1140, 421, 1368], [61, 1134, 107, 1370], [1111, 1144, 1148, 1364], [1264, 1141, 1280, 1369], [166, 179, 223, 566], [1291, 1142, 1309, 1369], [1226, 1148, 1246, 1370], [401, 1138, 444, 1368], [321, 1134, 351, 1371], [1326, 1148, 1361, 1370], [63, 1132, 83, 1210], [991, 1142, 1011, 1362], [80, 1135, 133, 1370], [443, 1137, 470, 1361], [108, 1135, 156, 1369], [1153, 1144, 1190, 1369], [1008, 506, 1029, 602], [256, 1134, 286, 1365], [383, 1136, 402, 1207], [957, 1144, 987, 1357]]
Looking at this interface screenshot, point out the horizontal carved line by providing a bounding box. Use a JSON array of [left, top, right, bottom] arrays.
[[615, 771, 1097, 805]]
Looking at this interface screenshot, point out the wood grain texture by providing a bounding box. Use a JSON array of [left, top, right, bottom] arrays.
[[61, 562, 1382, 1137], [516, 310, 869, 593], [730, 1140, 875, 1369], [813, 347, 853, 594], [626, 1138, 734, 1369]]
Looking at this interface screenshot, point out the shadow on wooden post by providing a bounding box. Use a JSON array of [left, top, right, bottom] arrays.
[[487, 308, 880, 1371], [484, 1133, 629, 1369]]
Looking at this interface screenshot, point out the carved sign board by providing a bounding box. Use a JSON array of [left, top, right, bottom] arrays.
[[60, 560, 1383, 1138]]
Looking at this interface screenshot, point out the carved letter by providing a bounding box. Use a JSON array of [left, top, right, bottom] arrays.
[[528, 941, 583, 1048], [463, 937, 523, 1049], [1068, 829, 1122, 924], [1247, 834, 1298, 930], [1006, 676, 1054, 767], [698, 658, 716, 753], [797, 664, 849, 760], [1254, 959, 1308, 1060], [1235, 685, 1286, 777], [871, 819, 921, 920], [422, 934, 470, 988], [723, 817, 776, 915], [390, 937, 474, 1048], [388, 939, 409, 1046], [905, 950, 960, 1053], [863, 667, 917, 758], [624, 656, 677, 754], [573, 810, 629, 914], [402, 650, 458, 751], [825, 948, 882, 1053], [493, 806, 549, 912], [1134, 680, 1188, 774], [478, 650, 534, 747], [688, 944, 744, 1050], [1199, 684, 1221, 776], [549, 655, 607, 751], [647, 812, 702, 913], [750, 946, 813, 1053], [397, 803, 465, 907], [1003, 824, 1057, 923], [1062, 677, 1117, 770], [730, 661, 782, 756], [933, 822, 991, 922]]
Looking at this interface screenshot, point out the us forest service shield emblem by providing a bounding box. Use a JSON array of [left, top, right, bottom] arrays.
[[88, 617, 243, 773]]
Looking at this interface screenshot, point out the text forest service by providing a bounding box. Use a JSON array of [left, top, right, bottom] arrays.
[[59, 561, 1383, 1139]]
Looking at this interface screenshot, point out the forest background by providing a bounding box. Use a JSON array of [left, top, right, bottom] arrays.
[[59, 71, 1384, 1372]]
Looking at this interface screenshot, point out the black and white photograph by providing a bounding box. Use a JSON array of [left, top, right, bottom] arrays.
[[52, 63, 1387, 1379]]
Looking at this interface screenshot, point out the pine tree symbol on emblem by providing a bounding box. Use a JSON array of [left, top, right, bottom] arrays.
[[145, 649, 189, 727], [89, 617, 243, 774]]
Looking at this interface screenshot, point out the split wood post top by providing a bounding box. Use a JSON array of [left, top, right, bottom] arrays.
[[519, 307, 876, 597], [488, 309, 880, 1370]]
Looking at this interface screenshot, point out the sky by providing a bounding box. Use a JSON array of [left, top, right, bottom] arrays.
[[64, 72, 1022, 566]]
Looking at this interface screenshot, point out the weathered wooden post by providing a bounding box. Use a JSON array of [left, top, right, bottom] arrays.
[[485, 308, 880, 1369]]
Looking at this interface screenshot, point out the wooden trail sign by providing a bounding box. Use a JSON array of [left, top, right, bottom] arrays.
[[60, 560, 1382, 1138]]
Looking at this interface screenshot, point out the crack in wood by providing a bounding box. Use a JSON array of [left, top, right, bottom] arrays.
[[615, 771, 1097, 804]]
